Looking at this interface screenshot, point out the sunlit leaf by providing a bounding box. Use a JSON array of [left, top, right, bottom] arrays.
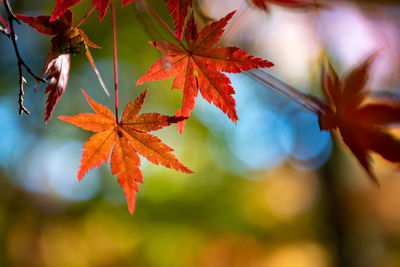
[[59, 89, 192, 213]]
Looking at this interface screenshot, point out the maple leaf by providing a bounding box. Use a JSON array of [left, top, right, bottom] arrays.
[[137, 11, 273, 133], [16, 10, 108, 122], [316, 53, 400, 184], [248, 0, 322, 12], [59, 89, 192, 213], [164, 0, 192, 40], [50, 0, 135, 22]]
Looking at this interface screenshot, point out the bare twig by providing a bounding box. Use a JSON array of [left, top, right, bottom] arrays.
[[3, 0, 46, 114], [0, 25, 11, 37]]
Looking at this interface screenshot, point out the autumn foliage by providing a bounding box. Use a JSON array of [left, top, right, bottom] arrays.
[[3, 0, 400, 213]]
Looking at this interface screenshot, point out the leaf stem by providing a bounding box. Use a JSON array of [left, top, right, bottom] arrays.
[[74, 5, 96, 29], [111, 2, 119, 123], [221, 1, 249, 44], [247, 69, 325, 115], [136, 0, 183, 46]]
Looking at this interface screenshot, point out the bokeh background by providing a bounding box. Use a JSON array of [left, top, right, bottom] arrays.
[[1, 0, 400, 266]]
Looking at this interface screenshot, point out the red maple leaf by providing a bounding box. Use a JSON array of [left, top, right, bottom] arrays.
[[16, 11, 108, 122], [248, 0, 322, 12], [50, 0, 135, 22], [137, 11, 273, 133], [316, 53, 400, 184], [164, 0, 192, 40], [59, 89, 192, 213]]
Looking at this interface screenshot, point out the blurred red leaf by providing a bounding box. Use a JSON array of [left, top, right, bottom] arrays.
[[59, 89, 192, 213], [317, 53, 400, 184], [137, 11, 273, 133]]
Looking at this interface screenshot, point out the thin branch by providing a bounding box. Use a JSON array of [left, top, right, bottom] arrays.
[[0, 25, 11, 38], [221, 1, 249, 44], [3, 0, 46, 114], [111, 2, 119, 123]]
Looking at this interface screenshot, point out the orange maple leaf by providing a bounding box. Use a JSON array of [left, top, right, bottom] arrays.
[[317, 53, 400, 184], [59, 89, 192, 213], [137, 11, 273, 133]]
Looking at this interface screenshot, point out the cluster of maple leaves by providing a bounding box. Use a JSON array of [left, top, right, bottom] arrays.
[[3, 0, 400, 213]]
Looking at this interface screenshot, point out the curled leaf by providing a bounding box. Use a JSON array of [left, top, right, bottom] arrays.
[[43, 54, 71, 123]]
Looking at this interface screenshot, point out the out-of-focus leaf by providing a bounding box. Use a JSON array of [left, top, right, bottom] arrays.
[[317, 52, 400, 184]]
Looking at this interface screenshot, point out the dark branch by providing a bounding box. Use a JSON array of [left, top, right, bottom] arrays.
[[3, 0, 46, 115]]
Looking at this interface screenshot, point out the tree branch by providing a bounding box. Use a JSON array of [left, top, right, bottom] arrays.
[[0, 25, 11, 38], [3, 0, 46, 115]]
